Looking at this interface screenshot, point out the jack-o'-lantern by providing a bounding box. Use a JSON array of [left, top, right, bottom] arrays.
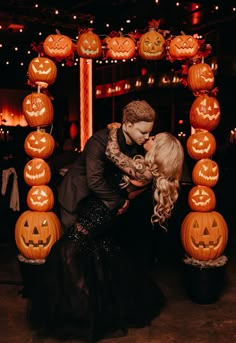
[[43, 34, 73, 58], [24, 158, 51, 186], [181, 211, 228, 261], [27, 185, 54, 212], [15, 210, 62, 260], [187, 62, 214, 94], [28, 57, 57, 88], [77, 28, 102, 59], [105, 34, 136, 60], [22, 92, 54, 127], [188, 185, 216, 212], [24, 128, 55, 159], [192, 158, 219, 187], [186, 130, 216, 160], [169, 34, 199, 59], [190, 94, 221, 131], [138, 20, 165, 60]]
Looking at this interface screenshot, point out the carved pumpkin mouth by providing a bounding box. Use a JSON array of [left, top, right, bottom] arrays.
[[191, 235, 221, 249], [80, 47, 99, 56], [192, 145, 212, 154], [32, 65, 52, 75], [21, 234, 51, 247], [195, 108, 219, 120], [25, 142, 46, 153], [192, 198, 210, 206], [25, 169, 46, 181], [29, 198, 49, 207]]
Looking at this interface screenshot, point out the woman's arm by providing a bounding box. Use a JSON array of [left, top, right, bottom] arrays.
[[106, 127, 152, 185]]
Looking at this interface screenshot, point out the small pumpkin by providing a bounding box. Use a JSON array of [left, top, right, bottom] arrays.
[[77, 28, 102, 59], [181, 211, 228, 261], [105, 33, 136, 60], [138, 20, 165, 60], [186, 130, 216, 160], [22, 92, 54, 128], [43, 34, 73, 58], [28, 57, 57, 88], [24, 128, 55, 159], [24, 158, 51, 186], [27, 185, 54, 212], [169, 34, 199, 59], [188, 185, 216, 212], [192, 158, 219, 187], [190, 94, 221, 131], [187, 62, 214, 94], [15, 210, 62, 260]]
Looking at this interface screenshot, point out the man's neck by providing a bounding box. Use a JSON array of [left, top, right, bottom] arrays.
[[121, 125, 133, 145]]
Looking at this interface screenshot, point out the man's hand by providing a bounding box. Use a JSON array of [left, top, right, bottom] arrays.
[[117, 199, 130, 216]]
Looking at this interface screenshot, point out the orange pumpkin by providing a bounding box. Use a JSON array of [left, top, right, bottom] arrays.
[[190, 94, 221, 131], [15, 210, 62, 260], [43, 34, 73, 58], [192, 158, 219, 187], [77, 28, 102, 59], [24, 129, 55, 159], [28, 57, 57, 88], [181, 211, 228, 261], [138, 23, 165, 60], [22, 92, 54, 127], [24, 158, 51, 186], [186, 130, 216, 160], [169, 34, 199, 59], [187, 62, 214, 94], [27, 185, 54, 212], [105, 34, 136, 60], [188, 185, 216, 212]]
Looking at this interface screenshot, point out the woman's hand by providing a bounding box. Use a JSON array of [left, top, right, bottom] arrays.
[[107, 122, 121, 130]]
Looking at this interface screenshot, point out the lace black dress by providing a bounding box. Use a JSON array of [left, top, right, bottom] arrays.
[[29, 195, 165, 343]]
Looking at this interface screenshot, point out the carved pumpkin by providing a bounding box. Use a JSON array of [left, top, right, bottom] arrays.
[[186, 130, 216, 160], [188, 185, 216, 212], [28, 57, 57, 88], [24, 158, 51, 186], [169, 34, 199, 59], [181, 211, 228, 261], [192, 158, 219, 187], [15, 210, 62, 260], [27, 185, 54, 212], [187, 62, 214, 94], [24, 129, 55, 159], [43, 34, 73, 58], [138, 26, 165, 60], [22, 92, 54, 127], [190, 94, 221, 131], [105, 34, 136, 60], [77, 28, 102, 59]]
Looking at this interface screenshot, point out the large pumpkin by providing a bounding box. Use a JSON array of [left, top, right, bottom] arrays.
[[138, 25, 165, 60], [181, 211, 228, 261], [22, 92, 54, 127], [15, 210, 62, 260], [186, 130, 216, 160], [190, 94, 221, 131], [169, 34, 199, 59], [192, 158, 219, 187], [187, 62, 214, 94], [24, 158, 51, 186], [77, 28, 102, 59], [28, 57, 57, 88], [27, 185, 54, 212], [188, 185, 216, 212], [43, 34, 73, 58], [105, 34, 136, 60], [24, 129, 55, 159]]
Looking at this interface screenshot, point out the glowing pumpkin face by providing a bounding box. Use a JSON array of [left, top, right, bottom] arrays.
[[190, 94, 221, 131], [22, 93, 54, 128], [139, 28, 165, 60], [77, 28, 102, 59], [192, 158, 219, 187], [169, 34, 199, 59], [43, 34, 73, 58], [186, 130, 216, 160], [27, 185, 54, 212], [181, 211, 228, 261], [105, 36, 136, 60], [15, 210, 62, 260], [24, 158, 51, 186], [24, 129, 55, 159], [187, 63, 214, 94], [28, 57, 57, 88], [188, 185, 216, 212]]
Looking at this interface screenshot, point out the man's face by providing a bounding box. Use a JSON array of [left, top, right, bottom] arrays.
[[123, 121, 154, 145]]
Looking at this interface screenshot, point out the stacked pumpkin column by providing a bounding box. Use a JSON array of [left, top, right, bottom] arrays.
[[15, 55, 62, 283], [180, 59, 229, 303]]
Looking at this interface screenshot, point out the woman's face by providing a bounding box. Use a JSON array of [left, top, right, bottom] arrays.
[[143, 136, 155, 151]]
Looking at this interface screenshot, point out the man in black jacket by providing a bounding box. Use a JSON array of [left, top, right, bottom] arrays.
[[57, 99, 157, 231]]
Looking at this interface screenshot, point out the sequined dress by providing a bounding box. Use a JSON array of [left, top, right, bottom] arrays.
[[29, 195, 165, 342]]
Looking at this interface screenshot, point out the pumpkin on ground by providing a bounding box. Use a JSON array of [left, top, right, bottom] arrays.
[[15, 210, 62, 260], [187, 62, 214, 94], [24, 129, 55, 159], [169, 34, 199, 59], [77, 28, 102, 59], [27, 185, 54, 212], [192, 158, 219, 187], [105, 33, 136, 60], [188, 185, 216, 212], [24, 158, 51, 186], [28, 57, 57, 88], [181, 211, 228, 261], [43, 34, 73, 58], [186, 130, 216, 160]]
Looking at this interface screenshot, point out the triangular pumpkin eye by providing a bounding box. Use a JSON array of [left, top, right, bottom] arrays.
[[212, 219, 218, 227], [193, 220, 199, 228], [24, 220, 29, 227], [42, 219, 48, 227]]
